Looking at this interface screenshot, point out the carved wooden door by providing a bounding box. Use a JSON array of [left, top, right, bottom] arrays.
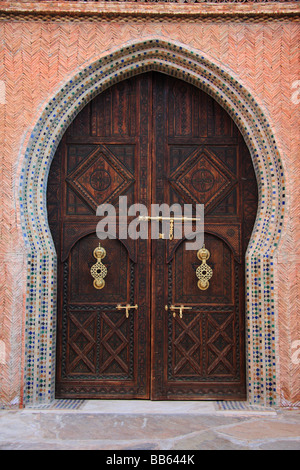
[[48, 75, 152, 399], [47, 72, 257, 400], [150, 74, 257, 399]]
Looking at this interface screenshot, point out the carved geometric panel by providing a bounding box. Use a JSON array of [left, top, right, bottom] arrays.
[[66, 145, 135, 211], [171, 313, 202, 377], [168, 311, 238, 381], [65, 310, 133, 379], [67, 311, 97, 376], [99, 312, 131, 376], [206, 313, 236, 377], [169, 147, 237, 214]]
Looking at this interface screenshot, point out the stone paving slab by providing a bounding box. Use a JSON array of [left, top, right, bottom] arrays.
[[0, 402, 299, 450]]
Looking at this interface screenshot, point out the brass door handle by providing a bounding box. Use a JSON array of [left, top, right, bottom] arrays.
[[116, 304, 138, 318], [196, 244, 213, 290], [165, 304, 192, 319], [90, 242, 107, 289]]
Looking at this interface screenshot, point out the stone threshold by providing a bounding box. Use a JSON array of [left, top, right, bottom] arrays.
[[24, 399, 278, 416]]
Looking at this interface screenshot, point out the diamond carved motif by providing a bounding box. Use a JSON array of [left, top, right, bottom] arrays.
[[173, 314, 202, 376], [100, 312, 129, 375], [68, 312, 97, 375], [169, 148, 237, 214], [206, 313, 235, 376], [66, 145, 135, 211]]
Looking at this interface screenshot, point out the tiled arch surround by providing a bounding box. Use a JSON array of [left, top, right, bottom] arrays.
[[19, 38, 285, 407]]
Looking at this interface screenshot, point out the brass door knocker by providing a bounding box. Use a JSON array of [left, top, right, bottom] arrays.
[[196, 244, 213, 290], [90, 242, 107, 289]]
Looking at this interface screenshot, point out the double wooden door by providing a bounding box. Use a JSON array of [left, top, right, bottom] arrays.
[[47, 72, 257, 400]]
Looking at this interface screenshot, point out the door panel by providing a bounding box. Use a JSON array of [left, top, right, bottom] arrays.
[[151, 234, 245, 399], [173, 236, 234, 306], [150, 73, 255, 399], [62, 233, 136, 381], [49, 74, 152, 399], [69, 234, 130, 304], [47, 72, 257, 400]]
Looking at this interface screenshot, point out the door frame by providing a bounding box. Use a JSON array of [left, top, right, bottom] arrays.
[[19, 38, 285, 407]]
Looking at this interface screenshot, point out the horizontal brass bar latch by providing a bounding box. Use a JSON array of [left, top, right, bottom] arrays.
[[116, 303, 138, 319], [165, 304, 192, 319], [138, 215, 202, 240], [138, 216, 202, 221]]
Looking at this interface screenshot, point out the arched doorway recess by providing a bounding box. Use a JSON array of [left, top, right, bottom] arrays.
[[19, 39, 285, 406]]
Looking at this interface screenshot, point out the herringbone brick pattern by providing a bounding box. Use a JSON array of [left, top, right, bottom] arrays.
[[0, 13, 299, 407]]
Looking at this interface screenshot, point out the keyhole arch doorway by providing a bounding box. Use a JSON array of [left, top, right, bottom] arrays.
[[19, 38, 285, 407]]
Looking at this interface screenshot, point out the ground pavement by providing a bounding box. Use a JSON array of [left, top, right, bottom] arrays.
[[0, 400, 299, 450]]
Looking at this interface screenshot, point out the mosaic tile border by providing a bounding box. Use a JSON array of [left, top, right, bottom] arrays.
[[18, 38, 285, 407], [215, 401, 276, 412], [25, 400, 85, 410]]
